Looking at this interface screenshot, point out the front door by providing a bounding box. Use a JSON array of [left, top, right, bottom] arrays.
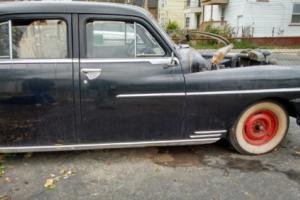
[[0, 14, 76, 147], [78, 15, 186, 143]]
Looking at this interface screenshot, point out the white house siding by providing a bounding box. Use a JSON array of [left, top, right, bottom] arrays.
[[203, 0, 300, 37], [184, 0, 202, 29]]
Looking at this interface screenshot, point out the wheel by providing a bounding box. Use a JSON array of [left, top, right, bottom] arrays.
[[229, 101, 289, 155]]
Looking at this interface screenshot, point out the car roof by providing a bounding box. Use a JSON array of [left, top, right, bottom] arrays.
[[0, 1, 148, 17]]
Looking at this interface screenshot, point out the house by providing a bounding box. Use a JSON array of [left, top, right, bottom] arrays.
[[158, 0, 185, 29], [184, 0, 202, 30], [201, 0, 300, 37], [16, 0, 159, 19]]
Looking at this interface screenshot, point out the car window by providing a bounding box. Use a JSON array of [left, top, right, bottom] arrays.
[[86, 21, 135, 58], [86, 20, 165, 58], [0, 22, 10, 59], [0, 19, 68, 59], [136, 23, 165, 57]]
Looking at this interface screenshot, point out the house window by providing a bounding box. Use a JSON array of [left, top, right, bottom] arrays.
[[185, 17, 190, 28], [198, 0, 201, 7], [186, 0, 191, 8], [292, 4, 300, 24]]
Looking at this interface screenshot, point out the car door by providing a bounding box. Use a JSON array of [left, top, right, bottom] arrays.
[[77, 14, 186, 143], [0, 14, 76, 147]]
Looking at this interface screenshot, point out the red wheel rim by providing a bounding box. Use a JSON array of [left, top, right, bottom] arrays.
[[243, 110, 279, 146]]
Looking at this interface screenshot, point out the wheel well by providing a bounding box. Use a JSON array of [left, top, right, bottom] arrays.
[[260, 97, 296, 117]]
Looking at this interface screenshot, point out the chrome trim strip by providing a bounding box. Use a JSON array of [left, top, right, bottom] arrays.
[[0, 59, 73, 64], [190, 134, 222, 139], [187, 88, 300, 96], [8, 20, 12, 59], [116, 92, 185, 98], [116, 88, 300, 98], [194, 130, 227, 134], [134, 22, 137, 58], [0, 138, 220, 153], [80, 58, 172, 65]]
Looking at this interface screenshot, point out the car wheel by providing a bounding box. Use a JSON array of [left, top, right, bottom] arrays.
[[230, 101, 289, 155]]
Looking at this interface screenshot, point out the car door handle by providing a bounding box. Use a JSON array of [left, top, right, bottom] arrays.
[[81, 68, 102, 80], [81, 68, 102, 73]]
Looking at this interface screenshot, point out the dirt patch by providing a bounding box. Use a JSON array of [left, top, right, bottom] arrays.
[[223, 157, 272, 172], [150, 146, 205, 167]]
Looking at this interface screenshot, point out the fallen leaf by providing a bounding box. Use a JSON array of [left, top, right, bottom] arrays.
[[0, 194, 11, 200], [0, 164, 5, 177], [24, 152, 32, 159], [44, 178, 56, 189], [295, 151, 300, 156], [4, 177, 12, 183]]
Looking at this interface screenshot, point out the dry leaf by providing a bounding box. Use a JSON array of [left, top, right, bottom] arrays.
[[295, 151, 300, 156], [4, 177, 12, 183], [0, 194, 11, 200], [44, 178, 55, 189], [24, 153, 32, 158]]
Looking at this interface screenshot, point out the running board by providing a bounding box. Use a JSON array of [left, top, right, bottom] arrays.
[[0, 138, 221, 153]]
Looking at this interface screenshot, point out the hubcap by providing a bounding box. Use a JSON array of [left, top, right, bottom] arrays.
[[243, 110, 279, 146]]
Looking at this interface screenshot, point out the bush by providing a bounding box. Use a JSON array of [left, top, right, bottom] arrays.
[[204, 24, 234, 38], [165, 21, 179, 33]]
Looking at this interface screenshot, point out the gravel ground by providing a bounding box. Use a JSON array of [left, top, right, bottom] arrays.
[[0, 118, 299, 200]]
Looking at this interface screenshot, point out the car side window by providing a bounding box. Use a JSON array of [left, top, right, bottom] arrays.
[[86, 21, 135, 58], [86, 20, 165, 58], [0, 22, 10, 59], [0, 19, 68, 59], [136, 23, 165, 57]]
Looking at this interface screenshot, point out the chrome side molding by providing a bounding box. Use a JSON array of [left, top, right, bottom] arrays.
[[0, 138, 220, 153], [190, 130, 226, 139], [116, 88, 300, 98], [194, 130, 227, 134]]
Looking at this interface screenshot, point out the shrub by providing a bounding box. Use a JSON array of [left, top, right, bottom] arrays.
[[165, 21, 179, 33]]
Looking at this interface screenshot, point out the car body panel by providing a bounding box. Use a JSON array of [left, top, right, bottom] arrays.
[[0, 2, 299, 152]]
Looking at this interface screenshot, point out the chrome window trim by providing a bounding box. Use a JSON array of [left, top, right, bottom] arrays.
[[80, 57, 172, 65], [8, 20, 12, 59], [0, 138, 220, 153], [134, 21, 137, 58], [0, 59, 74, 64]]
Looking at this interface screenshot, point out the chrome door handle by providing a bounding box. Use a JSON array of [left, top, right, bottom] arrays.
[[81, 68, 102, 80]]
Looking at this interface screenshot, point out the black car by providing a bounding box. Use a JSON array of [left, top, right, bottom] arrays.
[[0, 2, 299, 155]]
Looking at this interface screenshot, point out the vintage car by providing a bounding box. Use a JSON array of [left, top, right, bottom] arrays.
[[0, 2, 299, 155]]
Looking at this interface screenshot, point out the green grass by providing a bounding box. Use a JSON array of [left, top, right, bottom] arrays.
[[191, 40, 300, 49]]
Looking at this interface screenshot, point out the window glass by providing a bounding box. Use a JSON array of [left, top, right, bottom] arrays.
[[293, 4, 300, 13], [0, 22, 10, 59], [86, 21, 135, 58], [292, 4, 300, 24], [86, 20, 165, 58], [136, 23, 165, 56], [12, 19, 67, 59]]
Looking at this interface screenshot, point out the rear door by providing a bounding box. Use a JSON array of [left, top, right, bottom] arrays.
[[0, 14, 76, 147], [77, 14, 186, 143]]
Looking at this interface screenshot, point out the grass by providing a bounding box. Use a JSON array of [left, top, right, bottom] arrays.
[[191, 40, 300, 50]]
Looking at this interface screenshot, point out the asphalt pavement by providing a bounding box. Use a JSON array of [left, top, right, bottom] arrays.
[[0, 118, 299, 200]]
